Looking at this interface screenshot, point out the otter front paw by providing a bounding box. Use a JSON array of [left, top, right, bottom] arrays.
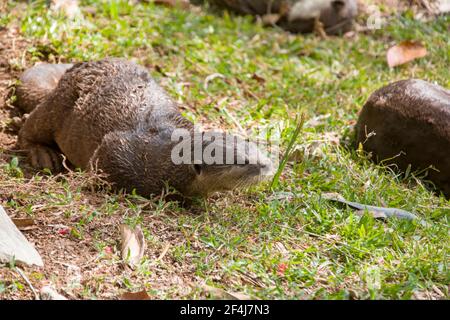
[[29, 145, 63, 173], [7, 115, 29, 132]]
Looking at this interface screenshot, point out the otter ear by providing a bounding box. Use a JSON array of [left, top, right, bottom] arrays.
[[192, 164, 202, 175]]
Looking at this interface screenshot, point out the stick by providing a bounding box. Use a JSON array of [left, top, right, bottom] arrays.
[[16, 267, 39, 300]]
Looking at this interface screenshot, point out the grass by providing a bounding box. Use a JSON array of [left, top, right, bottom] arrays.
[[0, 0, 449, 299]]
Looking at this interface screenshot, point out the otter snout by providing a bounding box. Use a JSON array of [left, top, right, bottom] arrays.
[[184, 134, 275, 195], [258, 158, 275, 177], [245, 140, 275, 178]]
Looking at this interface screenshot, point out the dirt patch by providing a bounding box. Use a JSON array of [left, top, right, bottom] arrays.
[[0, 26, 30, 158], [0, 173, 200, 299]]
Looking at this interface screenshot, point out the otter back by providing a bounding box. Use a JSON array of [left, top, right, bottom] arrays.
[[15, 63, 73, 113]]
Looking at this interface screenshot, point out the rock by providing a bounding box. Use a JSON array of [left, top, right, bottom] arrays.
[[355, 79, 450, 197], [0, 206, 44, 267]]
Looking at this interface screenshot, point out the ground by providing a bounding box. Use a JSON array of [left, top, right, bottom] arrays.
[[0, 0, 449, 300]]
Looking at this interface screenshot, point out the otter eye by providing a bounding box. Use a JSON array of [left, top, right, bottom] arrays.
[[193, 164, 202, 175]]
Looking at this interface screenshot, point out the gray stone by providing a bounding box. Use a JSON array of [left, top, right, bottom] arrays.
[[0, 206, 43, 267]]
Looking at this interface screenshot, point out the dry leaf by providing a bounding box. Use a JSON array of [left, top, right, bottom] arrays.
[[261, 14, 281, 26], [251, 73, 265, 83], [386, 41, 428, 68], [273, 241, 290, 259], [287, 148, 303, 163], [153, 0, 190, 9], [120, 290, 151, 300], [202, 284, 255, 300], [322, 193, 418, 221], [12, 218, 36, 231], [120, 224, 146, 268]]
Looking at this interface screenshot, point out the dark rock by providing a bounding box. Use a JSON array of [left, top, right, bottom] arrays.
[[355, 79, 450, 197]]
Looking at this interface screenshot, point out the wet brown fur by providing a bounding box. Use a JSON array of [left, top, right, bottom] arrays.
[[209, 0, 357, 35], [16, 58, 272, 197]]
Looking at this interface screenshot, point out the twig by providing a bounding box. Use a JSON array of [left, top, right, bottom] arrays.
[[16, 267, 39, 300], [61, 154, 73, 172], [148, 243, 170, 266]]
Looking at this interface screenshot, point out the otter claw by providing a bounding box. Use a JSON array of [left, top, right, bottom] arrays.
[[29, 146, 63, 173]]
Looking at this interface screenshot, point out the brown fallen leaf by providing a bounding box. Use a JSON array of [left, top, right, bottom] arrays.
[[120, 290, 151, 300], [261, 14, 281, 26], [251, 73, 265, 83], [386, 41, 428, 68], [120, 224, 146, 269], [12, 218, 36, 231], [153, 0, 190, 9]]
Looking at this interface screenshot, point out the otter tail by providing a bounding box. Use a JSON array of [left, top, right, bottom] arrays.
[[15, 63, 73, 113]]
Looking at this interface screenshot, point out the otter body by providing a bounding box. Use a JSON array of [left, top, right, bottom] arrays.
[[209, 0, 357, 35], [355, 79, 450, 197], [17, 58, 273, 197]]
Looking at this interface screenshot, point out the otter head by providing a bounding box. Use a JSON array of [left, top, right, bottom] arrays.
[[320, 0, 358, 35], [90, 128, 275, 198], [178, 130, 275, 196], [284, 0, 357, 35]]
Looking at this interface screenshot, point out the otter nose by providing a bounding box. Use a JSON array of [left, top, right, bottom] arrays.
[[259, 160, 275, 176]]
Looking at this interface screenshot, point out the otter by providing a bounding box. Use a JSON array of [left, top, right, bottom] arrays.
[[355, 79, 450, 198], [207, 0, 357, 35], [15, 58, 274, 197]]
